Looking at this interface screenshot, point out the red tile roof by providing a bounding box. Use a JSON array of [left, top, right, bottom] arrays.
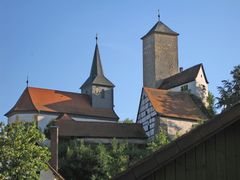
[[144, 87, 208, 121], [5, 87, 119, 121], [54, 114, 147, 139]]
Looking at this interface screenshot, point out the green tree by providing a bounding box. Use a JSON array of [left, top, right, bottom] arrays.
[[217, 65, 240, 110], [107, 139, 128, 178], [147, 128, 170, 153], [206, 91, 216, 118], [122, 118, 134, 123], [58, 139, 108, 180], [0, 121, 50, 180]]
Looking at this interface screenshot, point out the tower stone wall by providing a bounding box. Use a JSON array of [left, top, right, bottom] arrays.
[[142, 21, 179, 88]]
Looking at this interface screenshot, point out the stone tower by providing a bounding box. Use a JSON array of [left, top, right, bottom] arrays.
[[81, 39, 115, 109], [142, 20, 179, 88]]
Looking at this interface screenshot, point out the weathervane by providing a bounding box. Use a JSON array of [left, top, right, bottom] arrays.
[[96, 33, 98, 44], [158, 9, 160, 21], [26, 76, 29, 87]]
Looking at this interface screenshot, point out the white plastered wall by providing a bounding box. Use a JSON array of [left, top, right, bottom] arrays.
[[168, 67, 208, 106], [8, 113, 116, 131], [160, 116, 198, 140]]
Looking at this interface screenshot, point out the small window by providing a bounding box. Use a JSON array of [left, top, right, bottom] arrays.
[[101, 89, 105, 99], [181, 85, 188, 92], [201, 84, 206, 92]]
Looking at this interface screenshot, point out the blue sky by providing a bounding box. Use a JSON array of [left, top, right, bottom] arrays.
[[0, 0, 240, 123]]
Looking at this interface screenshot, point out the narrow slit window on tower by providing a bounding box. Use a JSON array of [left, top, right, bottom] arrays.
[[101, 89, 105, 99]]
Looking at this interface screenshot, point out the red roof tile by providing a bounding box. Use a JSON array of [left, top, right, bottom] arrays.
[[144, 87, 208, 121], [5, 87, 119, 121]]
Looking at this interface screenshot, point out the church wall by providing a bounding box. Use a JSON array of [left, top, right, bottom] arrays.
[[9, 113, 35, 124], [159, 116, 198, 140], [8, 113, 115, 132], [136, 91, 157, 139], [8, 113, 58, 131]]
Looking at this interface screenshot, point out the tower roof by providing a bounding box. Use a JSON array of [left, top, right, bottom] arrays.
[[141, 20, 179, 39], [81, 42, 114, 88]]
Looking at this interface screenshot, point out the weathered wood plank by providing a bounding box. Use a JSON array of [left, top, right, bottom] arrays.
[[142, 173, 155, 180], [195, 143, 206, 180], [165, 161, 175, 180], [235, 120, 240, 180], [175, 154, 186, 180], [185, 149, 196, 180], [154, 167, 165, 180], [205, 136, 216, 180], [215, 130, 226, 180], [225, 125, 237, 180]]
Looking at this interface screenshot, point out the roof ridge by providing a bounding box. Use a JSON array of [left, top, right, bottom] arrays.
[[159, 63, 204, 89], [27, 86, 85, 96]]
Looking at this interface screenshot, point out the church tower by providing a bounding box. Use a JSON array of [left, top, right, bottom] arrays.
[[81, 37, 115, 109], [142, 18, 179, 88]]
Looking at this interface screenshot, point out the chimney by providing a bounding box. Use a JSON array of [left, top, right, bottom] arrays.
[[179, 67, 183, 72], [50, 126, 59, 171]]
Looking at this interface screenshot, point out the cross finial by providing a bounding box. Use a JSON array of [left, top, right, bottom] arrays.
[[96, 33, 98, 44], [158, 9, 160, 21], [26, 76, 29, 87]]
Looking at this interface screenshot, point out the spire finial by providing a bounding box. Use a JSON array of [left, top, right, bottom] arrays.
[[26, 76, 29, 87], [158, 9, 160, 21], [96, 33, 98, 44]]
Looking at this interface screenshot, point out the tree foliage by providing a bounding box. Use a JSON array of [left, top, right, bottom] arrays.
[[147, 128, 170, 152], [122, 118, 134, 123], [206, 91, 216, 118], [58, 139, 129, 180], [0, 121, 50, 180], [217, 65, 240, 110], [58, 129, 170, 180]]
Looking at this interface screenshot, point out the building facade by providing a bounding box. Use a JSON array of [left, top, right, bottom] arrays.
[[138, 19, 209, 139]]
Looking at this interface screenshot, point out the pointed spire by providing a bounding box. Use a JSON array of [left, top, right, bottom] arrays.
[[80, 36, 114, 89], [90, 39, 104, 78]]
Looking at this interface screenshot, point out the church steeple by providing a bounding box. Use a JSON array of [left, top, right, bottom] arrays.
[[81, 37, 115, 109], [81, 38, 114, 89]]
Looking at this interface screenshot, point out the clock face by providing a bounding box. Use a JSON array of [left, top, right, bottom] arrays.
[[94, 87, 101, 95]]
